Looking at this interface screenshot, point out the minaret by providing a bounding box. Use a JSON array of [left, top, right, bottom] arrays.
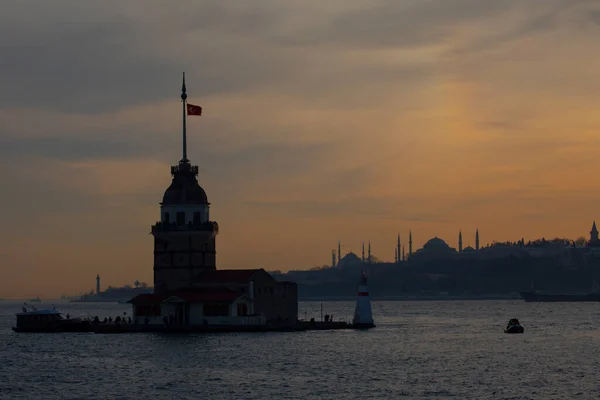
[[396, 234, 401, 264], [332, 250, 337, 268], [394, 247, 398, 263], [458, 230, 463, 252], [152, 73, 218, 293], [402, 245, 405, 262], [352, 271, 375, 328], [362, 242, 365, 262], [96, 275, 101, 295], [591, 221, 599, 244], [409, 230, 413, 256], [368, 241, 372, 264], [338, 241, 341, 266], [475, 229, 480, 250]]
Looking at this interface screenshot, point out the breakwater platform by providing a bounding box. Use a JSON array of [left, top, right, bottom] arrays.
[[92, 320, 354, 334]]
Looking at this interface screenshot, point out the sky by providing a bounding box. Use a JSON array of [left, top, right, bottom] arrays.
[[2, 0, 600, 298]]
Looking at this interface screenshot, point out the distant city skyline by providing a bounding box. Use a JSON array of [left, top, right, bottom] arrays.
[[328, 223, 596, 266], [2, 1, 600, 297]]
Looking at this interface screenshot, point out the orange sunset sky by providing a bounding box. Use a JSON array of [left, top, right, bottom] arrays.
[[2, 0, 600, 298]]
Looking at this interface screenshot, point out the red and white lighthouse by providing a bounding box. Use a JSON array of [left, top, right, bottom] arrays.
[[352, 271, 375, 329]]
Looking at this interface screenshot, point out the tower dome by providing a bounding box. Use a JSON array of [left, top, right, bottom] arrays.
[[162, 162, 208, 205]]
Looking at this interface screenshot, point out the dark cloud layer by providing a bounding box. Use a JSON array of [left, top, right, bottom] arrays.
[[4, 0, 573, 114], [0, 137, 140, 161], [274, 0, 518, 48], [0, 2, 297, 113]]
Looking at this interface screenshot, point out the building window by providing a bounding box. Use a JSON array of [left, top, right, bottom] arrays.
[[176, 212, 185, 225], [203, 303, 229, 316], [193, 212, 201, 225], [164, 212, 170, 224], [237, 303, 248, 316]]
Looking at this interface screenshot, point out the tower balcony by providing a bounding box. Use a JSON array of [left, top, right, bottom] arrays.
[[151, 221, 219, 235], [171, 163, 198, 176]]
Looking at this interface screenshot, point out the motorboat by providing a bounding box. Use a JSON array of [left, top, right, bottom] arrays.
[[12, 305, 92, 333], [504, 318, 524, 334]]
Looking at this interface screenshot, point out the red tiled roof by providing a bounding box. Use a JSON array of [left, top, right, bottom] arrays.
[[129, 293, 164, 303], [195, 269, 263, 283], [167, 292, 242, 303], [129, 288, 247, 304]]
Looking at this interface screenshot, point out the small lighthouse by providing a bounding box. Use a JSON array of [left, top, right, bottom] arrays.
[[352, 271, 375, 329]]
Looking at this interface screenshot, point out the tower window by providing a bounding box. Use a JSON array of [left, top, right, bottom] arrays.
[[176, 212, 185, 225], [164, 212, 170, 224], [193, 212, 201, 225]]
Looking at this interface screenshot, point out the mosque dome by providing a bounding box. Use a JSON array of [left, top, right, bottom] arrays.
[[423, 237, 451, 250], [462, 246, 475, 252], [411, 236, 457, 261], [341, 252, 361, 263], [162, 163, 208, 205], [338, 252, 363, 268]]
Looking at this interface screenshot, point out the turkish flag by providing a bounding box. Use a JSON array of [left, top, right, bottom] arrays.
[[187, 104, 202, 116]]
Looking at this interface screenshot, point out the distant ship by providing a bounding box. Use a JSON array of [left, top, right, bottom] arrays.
[[520, 280, 600, 302], [520, 291, 600, 302]]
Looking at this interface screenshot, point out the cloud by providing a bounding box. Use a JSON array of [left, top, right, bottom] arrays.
[[0, 2, 291, 113], [0, 136, 140, 161], [271, 0, 515, 49], [3, 0, 600, 296]]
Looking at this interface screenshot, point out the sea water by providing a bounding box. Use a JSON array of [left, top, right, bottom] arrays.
[[1, 299, 599, 399]]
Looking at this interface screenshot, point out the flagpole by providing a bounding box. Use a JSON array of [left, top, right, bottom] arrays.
[[181, 72, 188, 162]]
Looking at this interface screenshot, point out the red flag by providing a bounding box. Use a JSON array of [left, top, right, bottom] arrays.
[[187, 104, 202, 116]]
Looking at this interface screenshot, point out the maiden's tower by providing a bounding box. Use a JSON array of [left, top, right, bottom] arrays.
[[152, 74, 218, 293], [129, 75, 298, 329]]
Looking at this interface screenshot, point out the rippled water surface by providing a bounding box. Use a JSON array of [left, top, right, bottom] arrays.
[[1, 299, 600, 399]]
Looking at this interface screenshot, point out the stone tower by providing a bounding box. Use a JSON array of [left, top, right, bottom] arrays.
[[152, 74, 219, 293]]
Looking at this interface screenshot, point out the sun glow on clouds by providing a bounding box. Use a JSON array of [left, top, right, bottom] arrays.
[[2, 0, 600, 296]]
